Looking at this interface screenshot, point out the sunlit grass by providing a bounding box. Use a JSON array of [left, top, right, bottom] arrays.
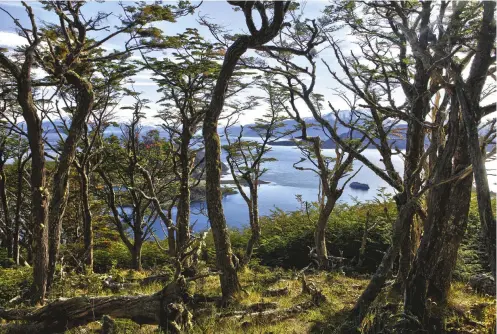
[[1, 266, 495, 333]]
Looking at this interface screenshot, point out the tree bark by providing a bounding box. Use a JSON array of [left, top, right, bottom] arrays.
[[19, 78, 49, 305], [13, 157, 25, 265], [203, 119, 241, 303], [456, 0, 496, 278], [202, 34, 251, 304], [404, 95, 472, 328], [132, 215, 144, 271], [176, 128, 192, 254], [315, 198, 336, 269], [0, 165, 13, 257], [0, 10, 47, 303], [242, 185, 260, 267], [47, 72, 94, 290], [202, 1, 288, 304], [78, 166, 93, 271]]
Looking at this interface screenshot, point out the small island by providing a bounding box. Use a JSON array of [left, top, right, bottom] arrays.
[[350, 182, 370, 191]]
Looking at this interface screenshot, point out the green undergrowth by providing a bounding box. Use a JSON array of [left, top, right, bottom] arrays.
[[0, 266, 494, 333]]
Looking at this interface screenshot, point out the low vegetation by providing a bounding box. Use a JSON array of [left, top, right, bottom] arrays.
[[0, 198, 494, 333]]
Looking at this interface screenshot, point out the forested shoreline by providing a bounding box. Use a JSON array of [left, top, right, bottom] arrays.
[[0, 1, 495, 333]]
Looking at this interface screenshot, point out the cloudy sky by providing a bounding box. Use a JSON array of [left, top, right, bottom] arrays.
[[0, 1, 359, 125]]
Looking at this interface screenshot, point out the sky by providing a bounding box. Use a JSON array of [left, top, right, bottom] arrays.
[[0, 1, 494, 126], [0, 0, 358, 125]]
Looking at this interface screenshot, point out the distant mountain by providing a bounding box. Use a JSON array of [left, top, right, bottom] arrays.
[[221, 112, 351, 139]]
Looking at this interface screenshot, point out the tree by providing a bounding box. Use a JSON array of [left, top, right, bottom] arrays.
[[98, 98, 177, 270], [142, 28, 225, 258], [223, 79, 290, 267], [321, 1, 495, 328], [238, 13, 366, 269], [0, 2, 49, 303], [0, 0, 181, 302], [201, 0, 291, 304], [403, 1, 496, 327]]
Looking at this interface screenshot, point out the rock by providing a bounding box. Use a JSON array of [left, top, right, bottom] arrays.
[[350, 182, 370, 191], [469, 273, 495, 296]]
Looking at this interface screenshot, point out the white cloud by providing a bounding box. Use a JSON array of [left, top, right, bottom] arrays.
[[0, 31, 27, 48]]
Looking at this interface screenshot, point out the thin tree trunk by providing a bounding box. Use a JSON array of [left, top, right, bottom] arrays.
[[456, 0, 496, 278], [0, 166, 13, 257], [315, 198, 336, 269], [357, 211, 371, 268], [133, 224, 143, 271], [397, 217, 421, 288], [19, 85, 49, 305], [13, 161, 22, 265], [201, 38, 251, 303], [243, 186, 260, 267], [0, 22, 47, 304], [78, 166, 93, 271], [13, 155, 28, 265], [131, 246, 143, 272], [176, 128, 192, 254], [202, 2, 288, 304], [458, 91, 496, 277], [350, 200, 417, 321], [203, 120, 240, 303]]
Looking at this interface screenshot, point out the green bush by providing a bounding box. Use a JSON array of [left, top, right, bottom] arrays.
[[216, 201, 396, 271], [141, 241, 170, 268], [0, 267, 32, 304], [453, 195, 495, 281]]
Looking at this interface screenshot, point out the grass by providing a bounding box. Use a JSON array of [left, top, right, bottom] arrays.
[[0, 266, 495, 333]]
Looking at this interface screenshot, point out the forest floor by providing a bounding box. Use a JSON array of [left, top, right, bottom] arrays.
[[1, 266, 493, 333]]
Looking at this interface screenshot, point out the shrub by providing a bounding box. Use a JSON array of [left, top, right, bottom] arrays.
[[0, 267, 32, 304]]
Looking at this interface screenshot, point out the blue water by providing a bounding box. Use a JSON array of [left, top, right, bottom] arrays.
[[153, 142, 405, 238]]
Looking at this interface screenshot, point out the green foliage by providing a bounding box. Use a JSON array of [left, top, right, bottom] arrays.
[[0, 266, 31, 304], [221, 200, 396, 270], [453, 196, 496, 281]]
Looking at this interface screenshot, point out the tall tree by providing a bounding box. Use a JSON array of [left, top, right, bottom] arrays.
[[0, 0, 181, 300], [201, 1, 291, 303], [142, 28, 225, 258], [0, 2, 48, 303], [404, 1, 496, 328]]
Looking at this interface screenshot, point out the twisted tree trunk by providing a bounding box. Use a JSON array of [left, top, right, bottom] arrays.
[[47, 73, 94, 290]]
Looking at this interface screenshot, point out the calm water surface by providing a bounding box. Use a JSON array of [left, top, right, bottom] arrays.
[[160, 142, 405, 237]]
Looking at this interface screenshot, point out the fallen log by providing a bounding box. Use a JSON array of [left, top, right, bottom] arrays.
[[0, 278, 191, 334], [140, 274, 171, 286]]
